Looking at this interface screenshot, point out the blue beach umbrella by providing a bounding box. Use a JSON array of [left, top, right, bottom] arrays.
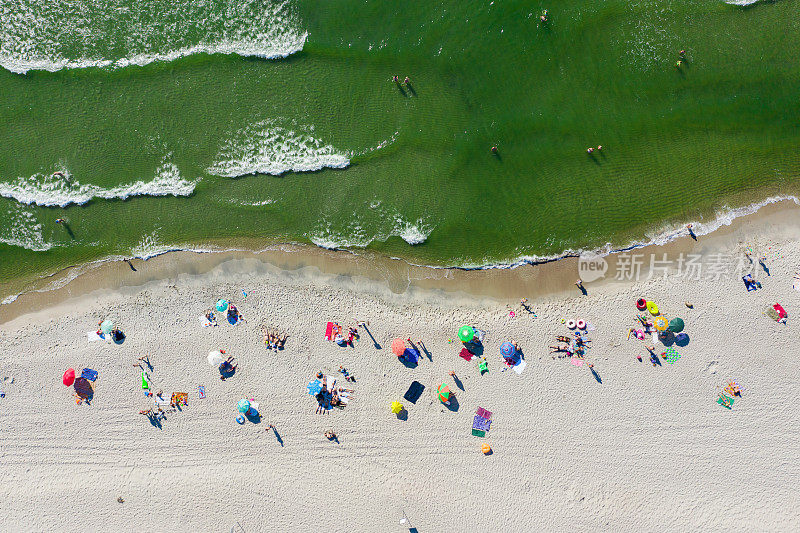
[[500, 342, 516, 357], [237, 399, 250, 413], [215, 299, 228, 312]]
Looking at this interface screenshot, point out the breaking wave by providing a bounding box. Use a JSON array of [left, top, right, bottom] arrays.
[[0, 0, 306, 74], [207, 120, 350, 178], [0, 162, 198, 207]]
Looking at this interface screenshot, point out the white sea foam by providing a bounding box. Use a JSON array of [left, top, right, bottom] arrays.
[[0, 162, 197, 207], [724, 0, 762, 5], [207, 120, 350, 178], [236, 199, 275, 207], [0, 0, 306, 74], [308, 213, 433, 250], [0, 205, 51, 251], [1, 293, 20, 305]]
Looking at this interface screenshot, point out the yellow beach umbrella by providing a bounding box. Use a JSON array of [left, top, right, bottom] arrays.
[[654, 316, 669, 332], [390, 401, 403, 414]]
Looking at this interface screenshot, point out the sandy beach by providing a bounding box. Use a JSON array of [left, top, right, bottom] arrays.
[[2, 209, 800, 532]]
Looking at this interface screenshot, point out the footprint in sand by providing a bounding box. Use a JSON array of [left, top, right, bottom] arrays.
[[705, 361, 718, 374]]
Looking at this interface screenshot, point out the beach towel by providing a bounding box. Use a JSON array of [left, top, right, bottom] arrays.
[[199, 315, 214, 327], [458, 347, 474, 361], [571, 357, 584, 367], [325, 322, 334, 341], [81, 368, 98, 382], [471, 428, 486, 437], [717, 395, 734, 409], [476, 407, 492, 420], [198, 385, 206, 399], [87, 331, 107, 343], [512, 360, 527, 374], [472, 415, 492, 432], [337, 392, 350, 405], [307, 379, 322, 396], [171, 392, 188, 406], [154, 396, 171, 406], [404, 381, 425, 403]]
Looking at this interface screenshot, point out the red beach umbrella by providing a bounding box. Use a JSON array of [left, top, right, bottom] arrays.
[[63, 368, 75, 387], [391, 338, 406, 356]]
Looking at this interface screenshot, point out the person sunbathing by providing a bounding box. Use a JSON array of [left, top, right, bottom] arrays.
[[556, 335, 571, 343], [549, 345, 571, 353], [277, 333, 287, 349], [205, 310, 217, 326]]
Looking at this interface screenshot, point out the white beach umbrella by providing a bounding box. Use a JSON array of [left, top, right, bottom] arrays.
[[207, 351, 225, 366]]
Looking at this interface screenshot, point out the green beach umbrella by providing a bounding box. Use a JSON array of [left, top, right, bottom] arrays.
[[668, 318, 685, 333], [458, 325, 474, 343], [237, 399, 251, 413], [216, 299, 228, 312], [100, 320, 114, 335]]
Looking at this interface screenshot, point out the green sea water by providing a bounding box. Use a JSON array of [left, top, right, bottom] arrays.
[[1, 0, 799, 293]]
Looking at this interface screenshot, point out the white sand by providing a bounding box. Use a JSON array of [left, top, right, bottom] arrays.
[[1, 238, 799, 532]]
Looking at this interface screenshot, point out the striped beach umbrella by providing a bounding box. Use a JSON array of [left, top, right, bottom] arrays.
[[500, 342, 515, 357]]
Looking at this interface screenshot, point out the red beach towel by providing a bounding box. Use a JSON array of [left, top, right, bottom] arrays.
[[325, 322, 334, 341], [459, 347, 474, 361]]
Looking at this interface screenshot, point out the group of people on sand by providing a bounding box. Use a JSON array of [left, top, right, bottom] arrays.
[[314, 371, 355, 415], [549, 332, 591, 358], [261, 326, 288, 351], [204, 303, 244, 326]]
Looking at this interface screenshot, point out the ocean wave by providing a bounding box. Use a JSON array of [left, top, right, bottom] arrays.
[[0, 205, 51, 251], [724, 0, 763, 5], [207, 120, 350, 178], [308, 214, 433, 250], [0, 0, 306, 74], [0, 162, 198, 207]]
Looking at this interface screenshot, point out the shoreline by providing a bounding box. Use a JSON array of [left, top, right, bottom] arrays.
[[3, 197, 800, 326]]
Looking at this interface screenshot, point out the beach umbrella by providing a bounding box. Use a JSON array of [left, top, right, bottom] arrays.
[[207, 351, 225, 366], [438, 383, 451, 403], [100, 320, 114, 335], [391, 338, 406, 356], [481, 443, 492, 455], [390, 401, 403, 414], [215, 299, 228, 312], [62, 368, 75, 387], [654, 316, 669, 332], [500, 342, 515, 357], [668, 317, 685, 333], [237, 399, 251, 413], [458, 325, 474, 343]]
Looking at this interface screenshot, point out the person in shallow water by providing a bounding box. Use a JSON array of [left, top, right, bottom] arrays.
[[404, 76, 410, 84], [392, 75, 399, 83], [540, 10, 548, 22]]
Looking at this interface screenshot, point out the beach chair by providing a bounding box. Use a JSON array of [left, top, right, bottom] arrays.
[[478, 360, 488, 374], [81, 368, 98, 381]]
